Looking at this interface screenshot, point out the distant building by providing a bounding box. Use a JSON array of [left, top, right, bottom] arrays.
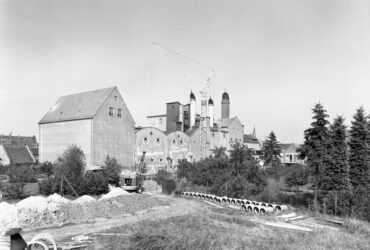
[[39, 86, 135, 167], [0, 134, 38, 163], [147, 114, 167, 132], [0, 144, 36, 165], [278, 143, 305, 165], [243, 127, 262, 151], [146, 90, 245, 162], [135, 127, 192, 173]]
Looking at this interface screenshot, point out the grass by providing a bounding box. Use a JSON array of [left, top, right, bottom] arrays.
[[90, 207, 370, 250]]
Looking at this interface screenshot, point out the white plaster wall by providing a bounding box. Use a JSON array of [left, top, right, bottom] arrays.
[[147, 116, 167, 132], [39, 119, 92, 165], [0, 145, 10, 165]]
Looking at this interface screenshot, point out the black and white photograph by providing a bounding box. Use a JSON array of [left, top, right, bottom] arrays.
[[0, 0, 370, 249]]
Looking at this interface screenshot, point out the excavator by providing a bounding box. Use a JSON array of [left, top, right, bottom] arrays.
[[120, 151, 146, 193]]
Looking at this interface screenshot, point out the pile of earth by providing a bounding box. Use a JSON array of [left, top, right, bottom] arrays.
[[0, 188, 170, 233]]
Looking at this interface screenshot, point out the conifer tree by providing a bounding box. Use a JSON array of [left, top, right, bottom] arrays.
[[348, 107, 370, 189], [321, 116, 349, 192], [262, 131, 281, 167], [302, 103, 331, 211]]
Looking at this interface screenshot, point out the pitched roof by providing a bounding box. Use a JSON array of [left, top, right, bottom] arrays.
[[219, 117, 236, 128], [244, 134, 259, 144], [39, 86, 116, 124], [2, 144, 35, 164], [0, 135, 37, 146]]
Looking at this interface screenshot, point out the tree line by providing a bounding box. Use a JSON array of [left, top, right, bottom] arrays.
[[300, 103, 370, 220]]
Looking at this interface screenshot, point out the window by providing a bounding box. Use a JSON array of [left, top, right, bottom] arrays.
[[143, 137, 148, 144], [118, 109, 122, 118], [156, 138, 161, 145], [159, 118, 163, 124], [109, 107, 114, 116]]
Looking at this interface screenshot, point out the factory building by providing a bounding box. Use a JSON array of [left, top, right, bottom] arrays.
[[147, 90, 244, 161], [135, 127, 193, 174], [39, 86, 135, 167]]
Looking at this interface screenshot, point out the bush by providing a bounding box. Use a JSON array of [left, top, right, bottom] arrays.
[[83, 171, 109, 195], [39, 177, 57, 196], [155, 169, 172, 186], [54, 145, 85, 195], [162, 179, 176, 194], [4, 183, 25, 199], [7, 165, 37, 183], [102, 156, 123, 187]]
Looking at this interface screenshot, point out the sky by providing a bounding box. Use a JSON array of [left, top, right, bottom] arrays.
[[0, 0, 369, 143]]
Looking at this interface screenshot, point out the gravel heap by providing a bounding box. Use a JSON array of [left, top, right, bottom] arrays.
[[0, 202, 19, 235], [99, 187, 130, 200], [143, 180, 162, 193], [73, 195, 96, 204], [0, 191, 170, 233]]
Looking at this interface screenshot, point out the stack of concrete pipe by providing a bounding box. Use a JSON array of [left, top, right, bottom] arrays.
[[181, 192, 288, 214]]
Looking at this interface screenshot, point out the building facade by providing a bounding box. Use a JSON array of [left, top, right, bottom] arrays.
[[39, 86, 135, 167]]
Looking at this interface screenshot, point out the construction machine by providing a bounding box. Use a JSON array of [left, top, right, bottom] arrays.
[[120, 151, 146, 193]]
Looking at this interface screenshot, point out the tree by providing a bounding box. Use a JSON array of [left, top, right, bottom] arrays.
[[321, 116, 349, 193], [211, 146, 228, 159], [262, 131, 281, 168], [83, 171, 109, 195], [286, 168, 309, 191], [103, 156, 123, 187], [348, 107, 370, 189], [302, 103, 331, 212], [55, 145, 85, 195]]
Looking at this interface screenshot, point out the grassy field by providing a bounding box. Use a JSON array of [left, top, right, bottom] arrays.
[[90, 200, 370, 250]]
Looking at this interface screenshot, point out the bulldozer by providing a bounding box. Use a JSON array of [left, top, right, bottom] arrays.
[[120, 151, 146, 193]]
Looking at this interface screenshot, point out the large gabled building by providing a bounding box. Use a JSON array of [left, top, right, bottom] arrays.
[[39, 86, 135, 167]]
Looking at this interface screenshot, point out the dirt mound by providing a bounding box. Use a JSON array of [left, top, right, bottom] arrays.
[[0, 202, 19, 235], [99, 187, 130, 200], [73, 195, 96, 204], [46, 193, 70, 205]]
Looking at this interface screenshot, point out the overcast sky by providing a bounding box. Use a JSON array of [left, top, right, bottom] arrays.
[[1, 0, 369, 143]]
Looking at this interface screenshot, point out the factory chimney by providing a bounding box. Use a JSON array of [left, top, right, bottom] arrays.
[[208, 97, 214, 127]]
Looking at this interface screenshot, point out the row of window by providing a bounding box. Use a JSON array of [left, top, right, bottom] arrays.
[[109, 107, 122, 118], [142, 137, 185, 146]]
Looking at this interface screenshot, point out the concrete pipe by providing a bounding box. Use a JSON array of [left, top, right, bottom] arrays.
[[273, 205, 288, 212], [241, 205, 247, 212], [251, 201, 256, 205], [255, 202, 260, 206], [253, 206, 260, 213], [236, 199, 242, 205], [231, 199, 236, 205], [226, 198, 231, 204], [267, 204, 273, 208], [261, 203, 266, 207], [247, 205, 253, 212]]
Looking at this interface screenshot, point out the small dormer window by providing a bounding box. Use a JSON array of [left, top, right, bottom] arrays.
[[118, 109, 122, 118], [114, 95, 118, 101], [109, 107, 114, 116]]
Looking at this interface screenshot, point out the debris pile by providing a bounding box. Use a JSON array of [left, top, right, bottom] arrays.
[[73, 195, 96, 204], [0, 191, 170, 233], [143, 180, 162, 193], [99, 187, 130, 200], [0, 202, 19, 235]]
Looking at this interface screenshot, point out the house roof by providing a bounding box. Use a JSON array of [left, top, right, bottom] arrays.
[[219, 117, 236, 128], [0, 135, 37, 146], [39, 86, 116, 124], [2, 144, 35, 164], [185, 126, 199, 137], [244, 134, 259, 144]]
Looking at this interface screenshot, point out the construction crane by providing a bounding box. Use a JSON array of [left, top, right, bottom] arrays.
[[152, 42, 214, 159]]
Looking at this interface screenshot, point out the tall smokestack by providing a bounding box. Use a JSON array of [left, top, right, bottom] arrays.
[[208, 97, 214, 127], [190, 91, 196, 128], [221, 91, 230, 119]]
